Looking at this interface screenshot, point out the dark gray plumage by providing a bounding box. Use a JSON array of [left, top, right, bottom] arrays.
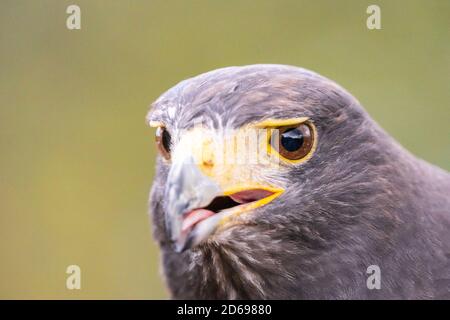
[[147, 64, 450, 299]]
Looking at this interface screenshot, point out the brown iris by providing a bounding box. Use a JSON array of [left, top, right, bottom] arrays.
[[271, 123, 314, 161], [155, 127, 171, 160]]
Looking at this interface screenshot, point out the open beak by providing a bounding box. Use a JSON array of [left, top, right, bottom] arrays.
[[164, 155, 283, 252]]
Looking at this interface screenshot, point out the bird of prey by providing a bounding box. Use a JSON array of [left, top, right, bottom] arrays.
[[146, 64, 450, 299]]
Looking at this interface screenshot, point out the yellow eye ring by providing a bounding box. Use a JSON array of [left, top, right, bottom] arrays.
[[267, 121, 317, 164]]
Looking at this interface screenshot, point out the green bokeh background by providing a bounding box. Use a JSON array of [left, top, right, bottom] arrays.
[[0, 0, 449, 299]]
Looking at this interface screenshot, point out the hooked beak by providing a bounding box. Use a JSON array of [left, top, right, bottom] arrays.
[[164, 156, 283, 252]]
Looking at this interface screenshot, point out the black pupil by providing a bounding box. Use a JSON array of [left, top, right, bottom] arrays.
[[280, 128, 303, 152], [162, 129, 171, 152]]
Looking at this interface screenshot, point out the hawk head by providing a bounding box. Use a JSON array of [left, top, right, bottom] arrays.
[[147, 64, 407, 299]]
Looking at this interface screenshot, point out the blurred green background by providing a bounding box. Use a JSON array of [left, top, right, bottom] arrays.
[[0, 0, 449, 299]]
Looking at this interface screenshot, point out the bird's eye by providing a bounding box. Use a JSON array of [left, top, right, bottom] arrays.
[[270, 123, 314, 162], [155, 127, 171, 160]]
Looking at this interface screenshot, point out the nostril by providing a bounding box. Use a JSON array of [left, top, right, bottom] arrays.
[[202, 159, 214, 168]]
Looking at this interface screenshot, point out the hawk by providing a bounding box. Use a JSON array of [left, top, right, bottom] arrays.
[[146, 64, 450, 299]]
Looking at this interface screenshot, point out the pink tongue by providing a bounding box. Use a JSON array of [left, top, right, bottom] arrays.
[[182, 209, 215, 232], [229, 189, 273, 204]]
